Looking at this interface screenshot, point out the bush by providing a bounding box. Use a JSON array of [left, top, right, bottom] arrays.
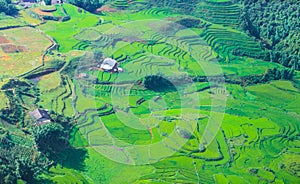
[[42, 15, 60, 21], [61, 16, 70, 22]]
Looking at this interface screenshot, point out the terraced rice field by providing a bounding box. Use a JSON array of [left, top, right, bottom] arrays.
[[39, 4, 100, 53], [1, 1, 298, 183], [52, 14, 297, 184], [34, 3, 299, 182], [195, 1, 241, 27], [200, 26, 267, 62]]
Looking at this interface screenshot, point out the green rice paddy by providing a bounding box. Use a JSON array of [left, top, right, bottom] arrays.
[[0, 1, 299, 183], [34, 2, 300, 183]]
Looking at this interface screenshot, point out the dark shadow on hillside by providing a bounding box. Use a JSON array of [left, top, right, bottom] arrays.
[[58, 147, 88, 171], [143, 75, 177, 92]]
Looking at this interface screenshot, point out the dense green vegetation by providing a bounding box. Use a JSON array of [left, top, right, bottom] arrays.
[[0, 0, 17, 16], [0, 0, 299, 183], [67, 0, 108, 12], [0, 126, 51, 183], [240, 0, 300, 70], [0, 79, 38, 126], [32, 123, 68, 160]]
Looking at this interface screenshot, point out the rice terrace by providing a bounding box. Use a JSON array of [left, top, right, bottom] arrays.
[[0, 0, 299, 183]]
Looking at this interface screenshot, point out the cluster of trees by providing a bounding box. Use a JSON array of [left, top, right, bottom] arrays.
[[239, 0, 300, 70], [44, 0, 52, 5], [193, 67, 294, 86], [0, 79, 39, 126], [0, 76, 86, 183], [148, 0, 199, 14], [0, 0, 18, 16], [175, 18, 201, 28], [0, 99, 76, 183], [66, 0, 108, 12], [269, 51, 299, 70], [241, 67, 295, 86], [262, 67, 294, 81], [0, 127, 52, 183], [32, 122, 69, 161], [0, 121, 73, 183], [0, 90, 24, 125]]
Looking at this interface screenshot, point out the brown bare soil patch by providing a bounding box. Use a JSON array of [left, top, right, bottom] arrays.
[[0, 52, 11, 61], [1, 44, 27, 53], [32, 7, 52, 16], [122, 36, 144, 43], [96, 5, 117, 13], [0, 36, 10, 44]]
